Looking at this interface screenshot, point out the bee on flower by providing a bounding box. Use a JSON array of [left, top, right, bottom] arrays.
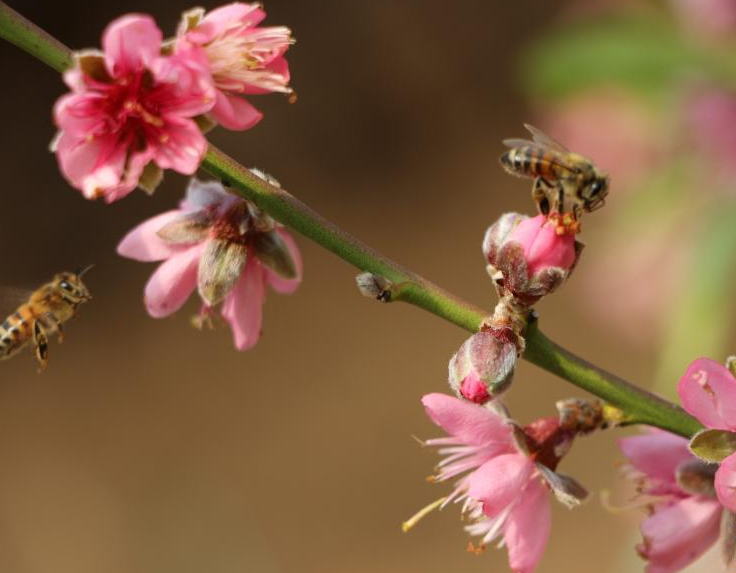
[[117, 174, 302, 350]]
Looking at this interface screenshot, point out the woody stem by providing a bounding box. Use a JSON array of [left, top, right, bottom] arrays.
[[0, 2, 703, 439]]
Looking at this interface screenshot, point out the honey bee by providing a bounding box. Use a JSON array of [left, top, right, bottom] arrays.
[[0, 267, 92, 371], [500, 124, 609, 233]]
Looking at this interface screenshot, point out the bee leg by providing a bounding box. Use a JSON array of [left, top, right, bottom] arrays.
[[42, 312, 63, 343], [33, 320, 49, 372], [532, 178, 551, 215]]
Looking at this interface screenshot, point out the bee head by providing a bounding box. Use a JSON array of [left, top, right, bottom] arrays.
[[582, 173, 609, 212], [55, 267, 93, 303]]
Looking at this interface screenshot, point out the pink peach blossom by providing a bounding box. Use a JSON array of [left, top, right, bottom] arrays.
[[176, 3, 293, 130], [53, 15, 215, 202], [619, 430, 723, 573], [409, 394, 585, 573], [508, 214, 576, 276], [678, 357, 736, 513], [117, 177, 301, 350]]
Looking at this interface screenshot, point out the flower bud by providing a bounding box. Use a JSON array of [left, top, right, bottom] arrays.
[[483, 213, 582, 302], [448, 329, 517, 403]]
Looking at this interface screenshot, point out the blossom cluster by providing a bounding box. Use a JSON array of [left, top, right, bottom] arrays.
[[53, 3, 292, 202]]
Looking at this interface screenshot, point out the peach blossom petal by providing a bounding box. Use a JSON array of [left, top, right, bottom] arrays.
[[265, 229, 302, 294], [639, 496, 721, 573], [151, 117, 207, 174], [102, 14, 162, 75], [503, 478, 552, 573], [467, 454, 535, 518], [117, 210, 185, 262], [221, 258, 267, 350], [618, 431, 691, 484], [421, 393, 512, 447], [211, 91, 263, 130], [678, 357, 736, 431], [144, 244, 204, 318], [715, 452, 736, 513]]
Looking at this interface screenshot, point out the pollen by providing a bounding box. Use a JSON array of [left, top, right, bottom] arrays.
[[466, 542, 486, 556]]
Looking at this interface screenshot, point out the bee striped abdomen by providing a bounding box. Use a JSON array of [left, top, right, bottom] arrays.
[[0, 306, 35, 359], [501, 146, 557, 180]]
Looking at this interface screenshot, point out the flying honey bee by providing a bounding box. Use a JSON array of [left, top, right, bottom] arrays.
[[0, 267, 92, 371], [500, 124, 609, 233]]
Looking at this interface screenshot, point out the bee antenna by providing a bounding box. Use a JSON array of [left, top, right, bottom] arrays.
[[76, 264, 95, 277]]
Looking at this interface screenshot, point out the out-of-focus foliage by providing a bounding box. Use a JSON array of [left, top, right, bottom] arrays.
[[519, 1, 736, 393]]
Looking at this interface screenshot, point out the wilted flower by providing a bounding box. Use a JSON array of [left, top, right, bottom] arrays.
[[53, 14, 215, 202], [448, 328, 517, 403], [405, 394, 589, 573], [176, 2, 293, 130], [117, 176, 301, 350], [483, 213, 580, 304], [619, 430, 730, 573]]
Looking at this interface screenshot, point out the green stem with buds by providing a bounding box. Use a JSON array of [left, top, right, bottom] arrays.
[[0, 1, 702, 438]]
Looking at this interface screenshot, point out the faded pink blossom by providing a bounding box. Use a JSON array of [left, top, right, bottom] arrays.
[[117, 177, 301, 350], [408, 394, 586, 573], [678, 357, 736, 513], [176, 3, 293, 130], [619, 430, 723, 573], [53, 15, 215, 202], [508, 214, 576, 275]]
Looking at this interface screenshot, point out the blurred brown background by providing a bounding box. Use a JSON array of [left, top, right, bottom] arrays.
[[0, 1, 688, 572]]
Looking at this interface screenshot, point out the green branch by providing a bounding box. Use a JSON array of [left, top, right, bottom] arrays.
[[0, 1, 702, 438]]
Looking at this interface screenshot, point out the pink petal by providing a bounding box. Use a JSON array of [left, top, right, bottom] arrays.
[[54, 92, 108, 138], [503, 478, 552, 573], [151, 117, 207, 174], [55, 131, 129, 200], [421, 393, 513, 447], [265, 229, 302, 294], [220, 258, 267, 351], [103, 149, 155, 204], [241, 55, 290, 95], [211, 90, 263, 130], [467, 454, 535, 518], [102, 14, 162, 76], [618, 431, 692, 484], [194, 3, 266, 43], [144, 244, 203, 318], [150, 50, 215, 117], [639, 496, 722, 573], [678, 357, 736, 430], [508, 214, 576, 275], [117, 210, 187, 262], [715, 452, 736, 513]]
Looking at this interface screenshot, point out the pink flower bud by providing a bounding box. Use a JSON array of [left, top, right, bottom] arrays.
[[508, 215, 576, 276], [483, 213, 581, 302], [448, 329, 517, 403]]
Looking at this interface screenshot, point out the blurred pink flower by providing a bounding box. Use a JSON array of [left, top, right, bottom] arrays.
[[678, 357, 736, 513], [410, 394, 586, 573], [619, 430, 723, 573], [671, 0, 736, 37], [686, 87, 736, 182], [176, 2, 293, 130], [117, 177, 301, 350], [53, 15, 215, 202], [543, 90, 660, 189]]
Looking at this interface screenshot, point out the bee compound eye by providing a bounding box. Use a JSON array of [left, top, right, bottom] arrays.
[[59, 281, 72, 291]]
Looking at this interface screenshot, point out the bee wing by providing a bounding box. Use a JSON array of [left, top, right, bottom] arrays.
[[0, 287, 33, 318], [501, 139, 582, 175], [524, 124, 570, 153]]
